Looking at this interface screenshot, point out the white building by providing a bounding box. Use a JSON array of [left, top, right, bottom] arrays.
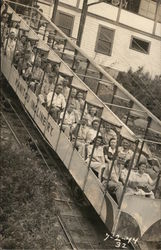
[[38, 0, 161, 77]]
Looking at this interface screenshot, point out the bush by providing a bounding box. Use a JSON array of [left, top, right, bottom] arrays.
[[0, 142, 64, 249]]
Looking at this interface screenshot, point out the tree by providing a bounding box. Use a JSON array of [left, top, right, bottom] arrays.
[[116, 67, 161, 119]]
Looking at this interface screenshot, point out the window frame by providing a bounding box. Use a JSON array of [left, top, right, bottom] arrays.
[[129, 36, 151, 54], [56, 11, 75, 37], [95, 24, 115, 56]]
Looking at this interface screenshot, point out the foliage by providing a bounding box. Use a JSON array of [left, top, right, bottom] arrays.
[[117, 67, 161, 119], [0, 142, 65, 249]]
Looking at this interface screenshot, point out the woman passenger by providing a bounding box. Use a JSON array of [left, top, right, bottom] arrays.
[[103, 138, 117, 163], [86, 106, 97, 126], [120, 161, 157, 198], [85, 136, 106, 177]]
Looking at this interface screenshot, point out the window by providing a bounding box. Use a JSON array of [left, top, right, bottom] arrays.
[[95, 25, 115, 56], [55, 12, 74, 37], [130, 36, 150, 54]]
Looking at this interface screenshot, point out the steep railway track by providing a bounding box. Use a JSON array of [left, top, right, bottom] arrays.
[[1, 78, 135, 250]]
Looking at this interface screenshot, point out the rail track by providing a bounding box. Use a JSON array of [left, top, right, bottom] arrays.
[[1, 78, 135, 250]]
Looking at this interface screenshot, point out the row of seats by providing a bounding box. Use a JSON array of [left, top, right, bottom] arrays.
[[1, 9, 161, 202]]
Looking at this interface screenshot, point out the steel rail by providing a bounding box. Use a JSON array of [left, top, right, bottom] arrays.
[[1, 111, 21, 145]]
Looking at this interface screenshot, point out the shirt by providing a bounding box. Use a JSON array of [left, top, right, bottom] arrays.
[[101, 129, 117, 144], [87, 145, 105, 163], [32, 67, 44, 82], [47, 92, 66, 109], [4, 38, 16, 60], [60, 111, 77, 126], [118, 147, 133, 162], [62, 86, 70, 101], [77, 125, 90, 142]]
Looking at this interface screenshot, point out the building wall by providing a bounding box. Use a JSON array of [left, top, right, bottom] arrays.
[[58, 5, 161, 77], [38, 0, 161, 77]]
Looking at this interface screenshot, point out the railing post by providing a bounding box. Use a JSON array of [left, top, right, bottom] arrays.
[[51, 0, 59, 23], [72, 99, 87, 149], [135, 116, 152, 166], [104, 129, 122, 190], [76, 0, 88, 47], [118, 139, 139, 209], [125, 100, 133, 125], [59, 86, 73, 131], [95, 72, 103, 95]]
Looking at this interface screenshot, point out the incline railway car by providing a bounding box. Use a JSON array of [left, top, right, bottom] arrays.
[[1, 1, 161, 245]]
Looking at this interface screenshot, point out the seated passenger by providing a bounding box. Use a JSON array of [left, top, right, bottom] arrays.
[[47, 84, 66, 122], [62, 78, 70, 101], [86, 106, 97, 126], [17, 48, 32, 75], [103, 138, 117, 163], [87, 119, 101, 143], [30, 56, 44, 92], [72, 116, 90, 159], [59, 103, 78, 138], [68, 88, 79, 110], [4, 31, 16, 61], [85, 136, 106, 177], [38, 72, 55, 104], [53, 39, 64, 52], [118, 138, 133, 164], [1, 14, 9, 44], [75, 91, 85, 117], [21, 61, 32, 81], [101, 123, 117, 145], [10, 21, 19, 37], [120, 161, 157, 198], [100, 156, 125, 202], [16, 34, 27, 54]]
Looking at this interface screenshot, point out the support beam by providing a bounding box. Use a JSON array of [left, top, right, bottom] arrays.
[[51, 0, 59, 23], [76, 0, 88, 47]]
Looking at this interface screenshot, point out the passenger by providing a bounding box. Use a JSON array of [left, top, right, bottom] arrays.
[[53, 39, 64, 52], [72, 116, 90, 159], [118, 138, 133, 164], [10, 21, 19, 37], [59, 103, 78, 138], [146, 158, 161, 180], [16, 34, 27, 54], [87, 119, 101, 143], [1, 14, 8, 44], [62, 78, 70, 101], [42, 63, 53, 85], [75, 91, 85, 114], [47, 84, 66, 122], [101, 123, 117, 145], [85, 136, 106, 177], [16, 47, 32, 75], [4, 31, 16, 61], [38, 72, 55, 104], [120, 161, 157, 198], [30, 56, 44, 92], [103, 138, 117, 163], [86, 106, 97, 126], [100, 156, 125, 202], [68, 88, 78, 110], [21, 61, 32, 81]]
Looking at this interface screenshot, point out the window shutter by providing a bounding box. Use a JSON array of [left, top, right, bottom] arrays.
[[95, 25, 114, 55]]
